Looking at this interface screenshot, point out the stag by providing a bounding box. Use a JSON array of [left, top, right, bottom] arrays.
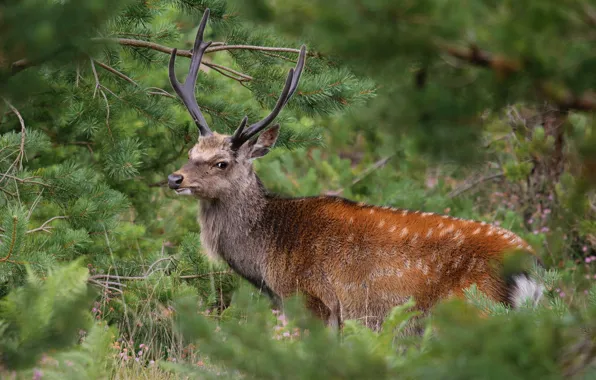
[[166, 9, 543, 330]]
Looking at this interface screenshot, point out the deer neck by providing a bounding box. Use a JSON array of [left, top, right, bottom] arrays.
[[197, 173, 269, 284]]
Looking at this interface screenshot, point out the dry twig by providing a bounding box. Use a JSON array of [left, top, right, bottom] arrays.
[[448, 172, 505, 198], [326, 155, 395, 196], [27, 216, 68, 234]]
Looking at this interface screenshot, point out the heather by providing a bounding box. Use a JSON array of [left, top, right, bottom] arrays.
[[1, 0, 596, 378]]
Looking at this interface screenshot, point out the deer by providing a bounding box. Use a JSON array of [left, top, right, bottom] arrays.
[[166, 9, 544, 331]]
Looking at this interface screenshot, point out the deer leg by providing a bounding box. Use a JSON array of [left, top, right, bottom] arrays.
[[326, 300, 342, 330], [303, 286, 341, 329]]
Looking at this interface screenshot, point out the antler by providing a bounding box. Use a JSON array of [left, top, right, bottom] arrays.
[[230, 45, 307, 150], [169, 8, 213, 136]]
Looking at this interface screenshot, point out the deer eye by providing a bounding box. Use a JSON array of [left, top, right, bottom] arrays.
[[215, 161, 228, 170]]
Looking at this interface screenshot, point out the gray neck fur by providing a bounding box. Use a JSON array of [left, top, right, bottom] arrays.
[[198, 170, 269, 287]]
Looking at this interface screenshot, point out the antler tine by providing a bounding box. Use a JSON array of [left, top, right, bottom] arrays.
[[168, 8, 213, 136], [230, 45, 307, 149], [231, 115, 249, 142]]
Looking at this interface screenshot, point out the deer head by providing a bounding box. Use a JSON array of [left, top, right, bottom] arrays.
[[166, 9, 306, 200]]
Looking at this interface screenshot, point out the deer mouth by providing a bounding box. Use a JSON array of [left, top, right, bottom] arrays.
[[175, 188, 193, 195]]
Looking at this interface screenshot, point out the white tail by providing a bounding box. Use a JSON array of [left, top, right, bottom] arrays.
[[510, 274, 544, 308]]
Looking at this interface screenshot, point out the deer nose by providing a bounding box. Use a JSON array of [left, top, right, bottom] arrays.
[[168, 173, 184, 189]]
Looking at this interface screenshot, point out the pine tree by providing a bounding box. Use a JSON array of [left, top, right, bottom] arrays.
[[3, 0, 596, 378], [0, 0, 373, 366]]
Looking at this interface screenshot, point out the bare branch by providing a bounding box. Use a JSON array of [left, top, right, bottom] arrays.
[[93, 60, 137, 86], [326, 155, 395, 196], [205, 62, 253, 81], [0, 174, 48, 187], [99, 88, 112, 139], [179, 271, 232, 279], [89, 256, 175, 283], [448, 172, 505, 198], [145, 256, 173, 275], [88, 278, 124, 294], [206, 65, 249, 82], [90, 58, 100, 98], [146, 87, 177, 99], [438, 42, 522, 76], [27, 216, 68, 234], [92, 38, 304, 57], [438, 42, 596, 112], [2, 99, 26, 171], [206, 44, 304, 55]]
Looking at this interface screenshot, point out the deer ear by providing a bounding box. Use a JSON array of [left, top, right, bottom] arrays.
[[249, 124, 280, 159]]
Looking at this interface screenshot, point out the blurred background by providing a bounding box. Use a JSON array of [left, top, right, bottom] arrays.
[[1, 0, 596, 378]]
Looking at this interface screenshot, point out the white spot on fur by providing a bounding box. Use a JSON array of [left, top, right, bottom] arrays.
[[486, 229, 495, 236], [438, 222, 444, 229], [440, 225, 455, 237], [389, 225, 397, 233], [416, 258, 422, 269], [349, 217, 354, 224], [347, 234, 354, 242], [472, 227, 481, 235], [378, 219, 386, 228], [426, 228, 434, 238], [411, 233, 419, 244], [369, 209, 375, 214], [405, 259, 410, 269], [511, 275, 544, 308], [401, 210, 408, 216], [422, 265, 429, 275], [400, 227, 409, 237]]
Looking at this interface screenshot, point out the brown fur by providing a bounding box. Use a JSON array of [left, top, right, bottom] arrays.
[[170, 129, 540, 331]]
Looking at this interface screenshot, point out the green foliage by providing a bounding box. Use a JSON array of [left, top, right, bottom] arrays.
[[2, 0, 596, 378], [161, 276, 596, 379], [0, 260, 96, 370]]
